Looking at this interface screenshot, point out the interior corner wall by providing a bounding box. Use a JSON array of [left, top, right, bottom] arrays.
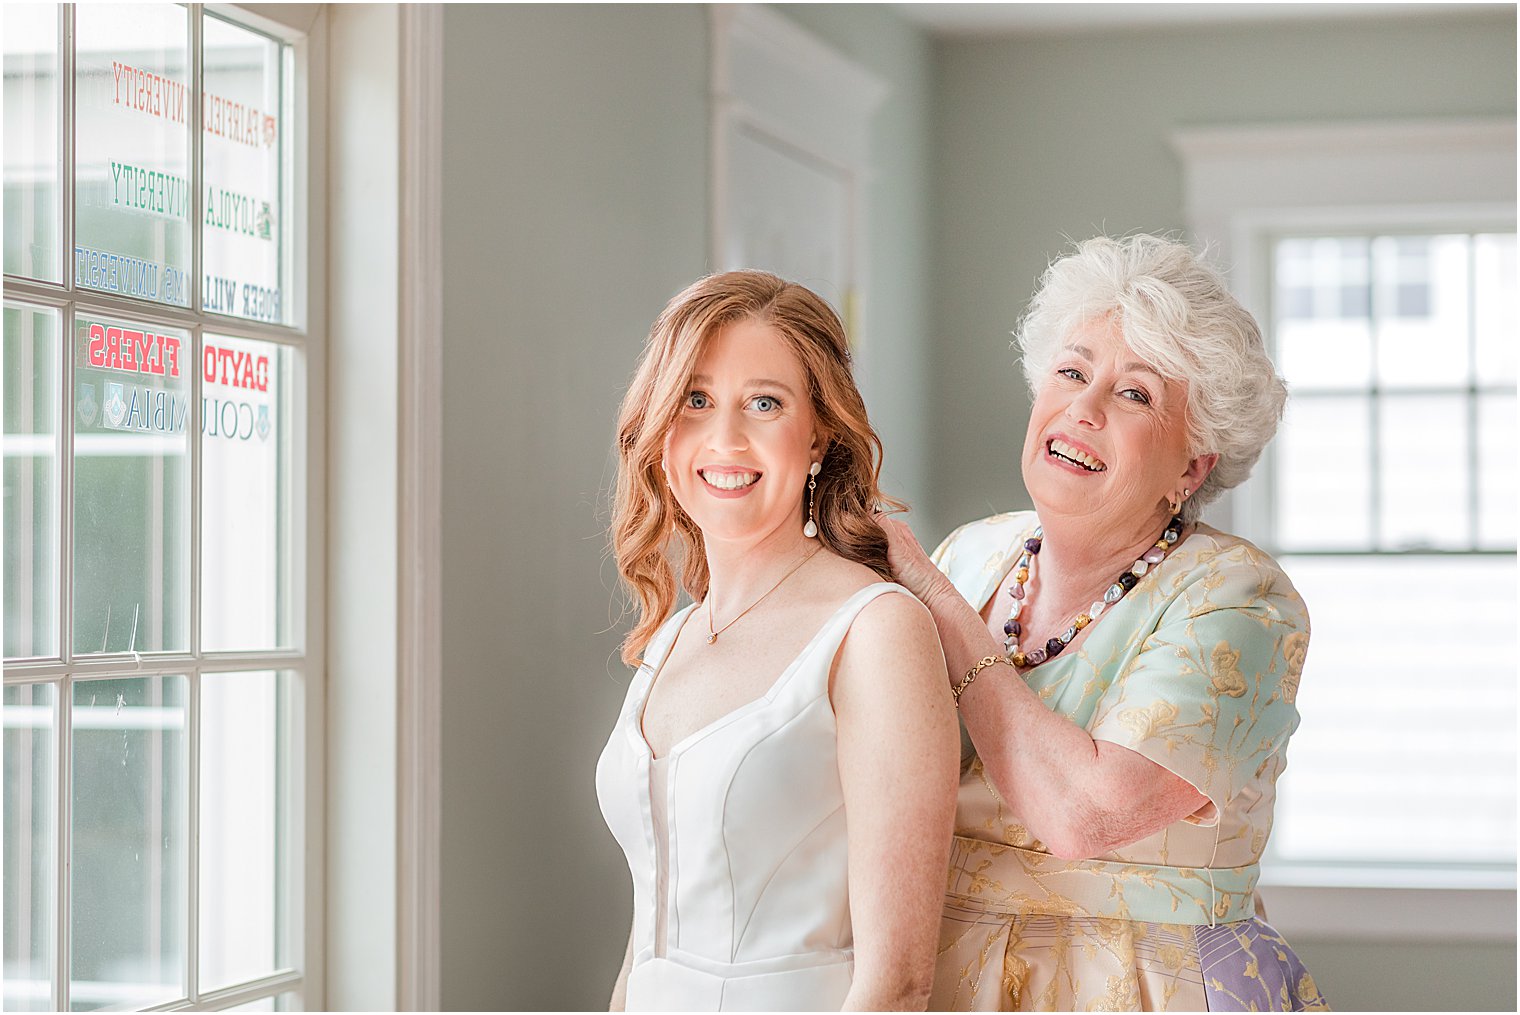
[[927, 10, 1519, 537], [438, 5, 935, 1008], [438, 7, 709, 1011]]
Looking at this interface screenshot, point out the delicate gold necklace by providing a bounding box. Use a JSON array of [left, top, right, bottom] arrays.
[[706, 545, 823, 644]]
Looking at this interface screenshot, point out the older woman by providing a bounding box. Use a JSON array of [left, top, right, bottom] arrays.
[[882, 235, 1329, 1012]]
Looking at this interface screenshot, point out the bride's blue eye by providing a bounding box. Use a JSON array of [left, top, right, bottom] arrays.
[[687, 391, 710, 409], [752, 395, 781, 413]]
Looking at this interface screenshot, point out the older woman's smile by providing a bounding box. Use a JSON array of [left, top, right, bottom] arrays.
[[1045, 435, 1108, 472]]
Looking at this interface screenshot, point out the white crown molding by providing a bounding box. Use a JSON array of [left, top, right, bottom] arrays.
[[711, 3, 887, 171], [1171, 117, 1516, 161], [1172, 117, 1517, 267]]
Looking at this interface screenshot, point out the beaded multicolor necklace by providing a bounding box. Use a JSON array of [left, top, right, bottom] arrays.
[[1002, 514, 1185, 668]]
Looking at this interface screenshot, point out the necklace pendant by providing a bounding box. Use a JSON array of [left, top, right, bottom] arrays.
[[706, 633, 717, 644]]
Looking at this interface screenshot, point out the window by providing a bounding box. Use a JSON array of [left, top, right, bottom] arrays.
[[1173, 121, 1516, 939], [4, 6, 311, 1010], [1264, 231, 1517, 874]]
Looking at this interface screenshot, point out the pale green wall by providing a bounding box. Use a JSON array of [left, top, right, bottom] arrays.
[[1293, 939, 1516, 1012], [440, 6, 708, 1010], [777, 4, 940, 537], [928, 10, 1519, 532], [438, 4, 935, 1008]]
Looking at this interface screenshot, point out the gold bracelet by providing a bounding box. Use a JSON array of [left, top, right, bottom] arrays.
[[952, 655, 1008, 706]]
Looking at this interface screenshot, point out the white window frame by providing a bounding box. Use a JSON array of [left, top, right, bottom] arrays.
[[1172, 119, 1516, 943], [2, 3, 325, 1008]]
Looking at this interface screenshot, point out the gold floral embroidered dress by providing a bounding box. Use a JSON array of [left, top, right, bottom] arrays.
[[929, 512, 1328, 1012]]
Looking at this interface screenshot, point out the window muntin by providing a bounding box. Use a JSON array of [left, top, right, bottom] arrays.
[[3, 4, 63, 282], [3, 6, 308, 1011], [1266, 230, 1517, 871]]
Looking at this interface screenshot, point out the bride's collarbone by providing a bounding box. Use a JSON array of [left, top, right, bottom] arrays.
[[644, 580, 878, 740]]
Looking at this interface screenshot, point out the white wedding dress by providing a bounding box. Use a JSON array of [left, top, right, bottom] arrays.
[[597, 582, 913, 1011]]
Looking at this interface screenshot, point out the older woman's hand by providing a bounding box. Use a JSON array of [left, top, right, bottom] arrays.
[[878, 514, 957, 609]]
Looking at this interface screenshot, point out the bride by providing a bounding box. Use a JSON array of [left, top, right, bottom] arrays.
[[599, 271, 958, 1011]]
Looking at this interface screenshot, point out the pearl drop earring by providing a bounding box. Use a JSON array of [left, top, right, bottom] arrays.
[[803, 461, 821, 538]]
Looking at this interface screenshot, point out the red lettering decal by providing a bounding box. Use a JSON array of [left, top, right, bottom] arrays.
[[88, 323, 107, 367], [203, 344, 218, 384], [237, 351, 254, 390], [254, 355, 270, 393], [162, 335, 181, 378], [105, 327, 123, 371], [217, 345, 234, 385], [119, 328, 139, 372], [131, 331, 159, 375], [112, 62, 122, 105]]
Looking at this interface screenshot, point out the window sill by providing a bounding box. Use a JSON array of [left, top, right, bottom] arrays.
[[1258, 866, 1516, 942]]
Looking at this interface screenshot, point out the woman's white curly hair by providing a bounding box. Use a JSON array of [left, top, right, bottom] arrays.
[[1016, 234, 1287, 524]]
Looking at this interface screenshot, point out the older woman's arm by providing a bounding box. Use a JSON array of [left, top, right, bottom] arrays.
[[881, 517, 1206, 860], [832, 592, 960, 1010]]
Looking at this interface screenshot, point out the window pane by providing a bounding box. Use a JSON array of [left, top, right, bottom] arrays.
[[1378, 394, 1468, 550], [75, 4, 192, 306], [1373, 234, 1470, 389], [72, 314, 191, 655], [1478, 394, 1516, 549], [202, 336, 295, 651], [70, 675, 187, 1011], [1275, 395, 1372, 550], [3, 3, 62, 281], [203, 15, 288, 325], [1475, 233, 1517, 385], [3, 683, 57, 1012], [1272, 555, 1516, 864], [200, 670, 291, 991], [1274, 238, 1372, 391], [4, 303, 59, 658]]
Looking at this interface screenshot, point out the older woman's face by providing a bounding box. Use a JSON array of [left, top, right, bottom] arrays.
[[665, 318, 820, 548], [1021, 315, 1201, 529]]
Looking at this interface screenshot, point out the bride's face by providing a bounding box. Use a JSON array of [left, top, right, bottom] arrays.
[[665, 318, 819, 548]]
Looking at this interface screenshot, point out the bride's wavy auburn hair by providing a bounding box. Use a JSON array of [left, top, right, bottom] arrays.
[[611, 270, 901, 666]]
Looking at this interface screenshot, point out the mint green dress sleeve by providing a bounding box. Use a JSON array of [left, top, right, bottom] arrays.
[[1086, 548, 1311, 823]]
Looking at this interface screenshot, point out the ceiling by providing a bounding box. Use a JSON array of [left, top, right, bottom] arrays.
[[891, 2, 1504, 37]]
